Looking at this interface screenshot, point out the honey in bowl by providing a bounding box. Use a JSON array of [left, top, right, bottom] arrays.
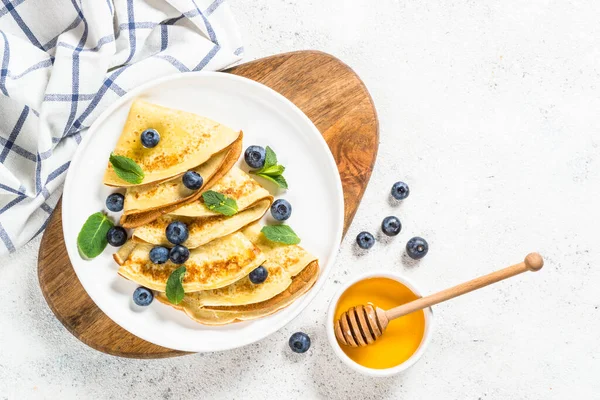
[[334, 277, 426, 369]]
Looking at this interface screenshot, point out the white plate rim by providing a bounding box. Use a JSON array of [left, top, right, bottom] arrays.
[[61, 71, 344, 352]]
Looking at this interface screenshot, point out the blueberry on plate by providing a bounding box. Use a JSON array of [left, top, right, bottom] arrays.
[[166, 221, 189, 245], [106, 193, 124, 212], [271, 199, 292, 221], [149, 246, 169, 264], [244, 145, 266, 169], [406, 237, 428, 259], [289, 332, 311, 353], [381, 216, 401, 236], [391, 181, 410, 200], [356, 231, 375, 249], [140, 128, 160, 148], [133, 287, 153, 306], [169, 245, 190, 264], [182, 171, 203, 190], [106, 226, 127, 247], [249, 266, 268, 284]]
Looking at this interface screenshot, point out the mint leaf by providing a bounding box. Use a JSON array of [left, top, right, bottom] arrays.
[[254, 173, 288, 189], [250, 146, 288, 189], [264, 146, 277, 168], [269, 174, 287, 189], [261, 224, 300, 245], [259, 164, 285, 176], [202, 190, 238, 216], [166, 266, 186, 305], [77, 212, 114, 259], [109, 153, 144, 184]]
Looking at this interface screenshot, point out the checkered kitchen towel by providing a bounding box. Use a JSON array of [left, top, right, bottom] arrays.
[[0, 0, 243, 253]]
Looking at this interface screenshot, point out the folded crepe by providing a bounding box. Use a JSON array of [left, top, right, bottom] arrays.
[[103, 99, 241, 187], [132, 168, 272, 248], [155, 223, 319, 325], [156, 261, 319, 325], [114, 231, 266, 292], [119, 134, 243, 228]]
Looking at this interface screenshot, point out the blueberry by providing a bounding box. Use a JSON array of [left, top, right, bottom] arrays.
[[169, 245, 190, 264], [244, 145, 266, 169], [106, 193, 124, 212], [356, 231, 375, 249], [391, 181, 410, 200], [106, 226, 127, 247], [166, 221, 188, 245], [289, 332, 311, 353], [149, 246, 169, 264], [381, 216, 401, 236], [182, 171, 203, 190], [140, 129, 160, 148], [133, 287, 153, 306], [271, 199, 292, 221], [406, 237, 429, 259], [249, 266, 268, 284]]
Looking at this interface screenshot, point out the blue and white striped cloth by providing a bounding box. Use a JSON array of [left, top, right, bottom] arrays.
[[0, 0, 243, 253]]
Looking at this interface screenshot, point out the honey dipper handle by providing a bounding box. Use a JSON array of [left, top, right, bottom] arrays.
[[385, 252, 544, 321]]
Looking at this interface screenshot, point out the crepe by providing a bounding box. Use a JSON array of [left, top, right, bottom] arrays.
[[155, 223, 319, 324], [177, 223, 316, 306], [156, 261, 319, 325], [170, 167, 270, 218], [103, 99, 241, 187], [119, 134, 243, 228], [132, 168, 272, 248], [114, 232, 266, 292]]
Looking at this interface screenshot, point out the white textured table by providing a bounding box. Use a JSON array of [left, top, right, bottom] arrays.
[[1, 1, 597, 398]]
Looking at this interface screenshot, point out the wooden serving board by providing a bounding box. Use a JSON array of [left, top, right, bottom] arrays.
[[37, 51, 379, 358]]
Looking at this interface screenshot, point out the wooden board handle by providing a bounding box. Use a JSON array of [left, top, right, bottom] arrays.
[[385, 252, 544, 321]]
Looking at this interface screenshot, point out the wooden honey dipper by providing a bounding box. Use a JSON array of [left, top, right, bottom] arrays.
[[335, 252, 544, 347]]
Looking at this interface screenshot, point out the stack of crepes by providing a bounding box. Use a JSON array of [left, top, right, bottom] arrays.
[[104, 99, 319, 325]]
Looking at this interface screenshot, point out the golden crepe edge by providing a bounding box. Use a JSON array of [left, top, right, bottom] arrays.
[[120, 146, 228, 223], [171, 167, 270, 218], [114, 233, 267, 292], [131, 170, 273, 249], [103, 99, 241, 188], [131, 199, 272, 249], [155, 261, 320, 325], [119, 133, 243, 228], [185, 243, 317, 307], [153, 221, 319, 323]]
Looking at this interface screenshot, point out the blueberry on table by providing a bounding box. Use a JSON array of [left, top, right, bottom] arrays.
[[289, 332, 311, 353], [133, 287, 153, 306], [244, 145, 266, 169], [381, 216, 401, 236], [391, 181, 409, 200], [140, 128, 160, 148], [271, 199, 292, 221], [249, 266, 268, 284], [356, 231, 375, 249], [406, 237, 428, 259], [166, 221, 189, 245], [106, 226, 127, 247], [149, 246, 169, 264], [169, 245, 190, 264], [106, 193, 124, 212], [182, 171, 203, 190]]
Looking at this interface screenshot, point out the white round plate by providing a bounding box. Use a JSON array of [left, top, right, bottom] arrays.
[[62, 72, 344, 352]]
